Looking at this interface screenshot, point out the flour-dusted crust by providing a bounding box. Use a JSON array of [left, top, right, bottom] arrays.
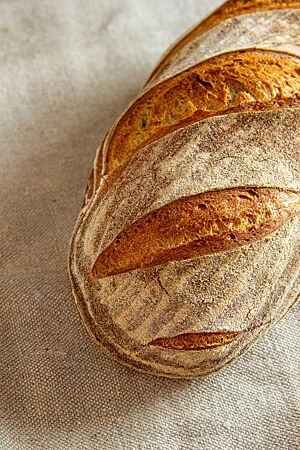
[[69, 0, 300, 377]]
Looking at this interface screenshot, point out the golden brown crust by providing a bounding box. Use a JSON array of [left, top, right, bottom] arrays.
[[148, 0, 300, 81], [149, 331, 242, 350], [92, 187, 300, 278], [105, 50, 300, 176]]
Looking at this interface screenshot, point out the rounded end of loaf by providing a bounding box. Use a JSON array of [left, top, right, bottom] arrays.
[[69, 105, 300, 378], [69, 236, 295, 378]]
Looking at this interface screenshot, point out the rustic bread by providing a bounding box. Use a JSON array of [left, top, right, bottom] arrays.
[[69, 0, 300, 377]]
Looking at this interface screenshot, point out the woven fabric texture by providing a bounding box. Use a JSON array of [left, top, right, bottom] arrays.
[[0, 0, 299, 448]]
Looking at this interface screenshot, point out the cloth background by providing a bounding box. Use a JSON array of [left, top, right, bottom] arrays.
[[0, 0, 299, 448]]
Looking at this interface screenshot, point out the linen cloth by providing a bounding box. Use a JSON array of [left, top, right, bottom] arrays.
[[0, 0, 299, 448]]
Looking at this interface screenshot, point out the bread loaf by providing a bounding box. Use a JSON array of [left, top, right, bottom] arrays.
[[69, 0, 300, 378]]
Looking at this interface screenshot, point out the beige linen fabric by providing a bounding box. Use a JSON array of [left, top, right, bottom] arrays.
[[0, 0, 299, 448]]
